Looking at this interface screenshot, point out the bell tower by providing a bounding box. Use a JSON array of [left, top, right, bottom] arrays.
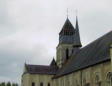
[[56, 17, 82, 68]]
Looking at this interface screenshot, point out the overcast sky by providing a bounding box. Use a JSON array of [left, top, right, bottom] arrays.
[[0, 0, 112, 85]]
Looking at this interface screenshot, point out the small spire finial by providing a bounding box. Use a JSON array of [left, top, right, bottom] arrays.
[[76, 9, 78, 16], [24, 56, 27, 65], [24, 60, 26, 66], [67, 8, 69, 18], [75, 9, 79, 29]]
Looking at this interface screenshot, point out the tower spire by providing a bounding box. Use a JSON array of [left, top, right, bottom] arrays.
[[76, 15, 79, 30], [56, 13, 82, 68], [75, 9, 79, 29], [73, 15, 82, 47]]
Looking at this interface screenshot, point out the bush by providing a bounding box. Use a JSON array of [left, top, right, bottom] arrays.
[[0, 82, 18, 86]]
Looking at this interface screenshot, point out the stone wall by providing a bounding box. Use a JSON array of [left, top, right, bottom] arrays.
[[56, 44, 73, 68], [22, 73, 53, 86], [53, 61, 111, 86]]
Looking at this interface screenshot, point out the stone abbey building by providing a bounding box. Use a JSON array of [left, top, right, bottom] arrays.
[[21, 17, 112, 86]]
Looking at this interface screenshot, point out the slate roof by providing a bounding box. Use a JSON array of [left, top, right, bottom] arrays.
[[73, 16, 82, 47], [54, 31, 112, 78], [59, 17, 82, 47], [59, 18, 75, 35], [25, 59, 58, 75], [50, 58, 57, 66]]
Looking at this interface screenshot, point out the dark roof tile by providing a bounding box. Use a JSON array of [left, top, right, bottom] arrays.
[[26, 64, 58, 75]]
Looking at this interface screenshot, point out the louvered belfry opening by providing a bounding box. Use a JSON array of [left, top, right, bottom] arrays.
[[66, 48, 69, 60]]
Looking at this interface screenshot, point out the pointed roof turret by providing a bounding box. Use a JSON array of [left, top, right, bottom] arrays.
[[59, 18, 75, 35], [76, 16, 79, 30], [50, 58, 57, 66], [59, 17, 82, 45], [73, 16, 82, 47]]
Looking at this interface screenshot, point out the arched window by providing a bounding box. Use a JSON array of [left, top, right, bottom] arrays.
[[48, 83, 50, 86], [83, 78, 86, 86], [66, 48, 69, 60], [72, 49, 74, 53], [107, 72, 112, 86], [32, 82, 35, 86], [40, 82, 43, 86], [75, 80, 79, 86], [95, 74, 101, 86]]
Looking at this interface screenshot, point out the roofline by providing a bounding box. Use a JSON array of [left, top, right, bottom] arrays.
[[22, 72, 55, 77], [27, 72, 56, 75], [21, 72, 30, 77], [53, 58, 110, 79], [26, 64, 50, 67]]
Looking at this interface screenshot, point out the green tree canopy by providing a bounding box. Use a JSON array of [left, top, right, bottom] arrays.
[[15, 83, 18, 86], [0, 82, 18, 86], [6, 82, 11, 86], [1, 82, 5, 86], [12, 83, 15, 86], [12, 83, 18, 86]]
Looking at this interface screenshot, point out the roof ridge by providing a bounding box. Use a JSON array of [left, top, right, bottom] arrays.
[[81, 30, 112, 49], [26, 64, 49, 67], [59, 18, 75, 35]]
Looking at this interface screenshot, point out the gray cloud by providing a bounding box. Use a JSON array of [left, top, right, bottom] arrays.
[[0, 0, 112, 85], [0, 41, 52, 83]]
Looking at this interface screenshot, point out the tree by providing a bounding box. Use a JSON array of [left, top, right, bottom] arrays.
[[0, 82, 18, 86], [6, 82, 11, 86], [12, 83, 15, 86], [0, 83, 2, 86], [1, 82, 5, 86], [15, 83, 18, 86], [12, 83, 18, 86]]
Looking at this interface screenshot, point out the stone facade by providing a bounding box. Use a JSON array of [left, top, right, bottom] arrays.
[[21, 17, 112, 86], [53, 61, 111, 86], [22, 66, 53, 86], [56, 44, 74, 68], [22, 61, 112, 86]]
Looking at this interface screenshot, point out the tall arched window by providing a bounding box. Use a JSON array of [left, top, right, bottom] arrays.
[[40, 82, 43, 86], [75, 80, 79, 86], [95, 74, 101, 86], [66, 48, 69, 60], [48, 83, 50, 86], [32, 82, 35, 86], [83, 78, 86, 86], [107, 72, 112, 86]]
